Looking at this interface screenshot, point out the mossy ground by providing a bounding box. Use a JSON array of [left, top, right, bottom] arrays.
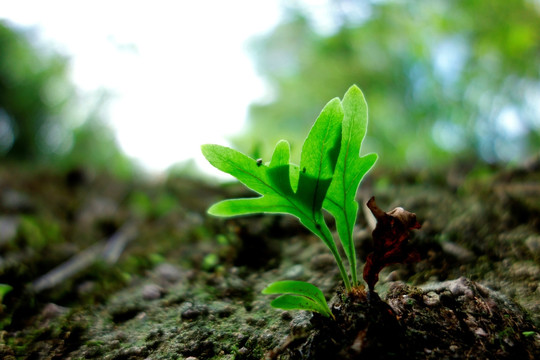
[[0, 160, 539, 359]]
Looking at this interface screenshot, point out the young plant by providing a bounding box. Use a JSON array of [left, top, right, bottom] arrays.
[[202, 85, 377, 317]]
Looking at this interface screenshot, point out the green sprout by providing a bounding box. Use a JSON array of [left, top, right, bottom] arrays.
[[202, 85, 377, 317]]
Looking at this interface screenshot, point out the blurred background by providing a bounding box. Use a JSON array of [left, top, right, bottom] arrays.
[[1, 0, 539, 179]]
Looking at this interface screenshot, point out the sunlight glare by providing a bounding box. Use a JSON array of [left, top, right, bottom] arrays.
[[2, 0, 282, 176]]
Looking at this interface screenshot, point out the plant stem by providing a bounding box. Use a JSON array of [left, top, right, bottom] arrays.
[[320, 227, 351, 292], [351, 261, 358, 287], [334, 247, 352, 292], [347, 228, 358, 287]]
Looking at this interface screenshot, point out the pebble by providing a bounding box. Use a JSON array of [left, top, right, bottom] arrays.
[[423, 291, 440, 306], [246, 317, 266, 327], [77, 281, 96, 296], [213, 304, 234, 318], [142, 284, 164, 300], [448, 277, 474, 299], [440, 241, 475, 262], [180, 303, 208, 320], [509, 262, 540, 278], [284, 264, 304, 279], [475, 328, 488, 337], [525, 235, 540, 257], [41, 303, 68, 319], [155, 263, 183, 283], [119, 346, 146, 357]]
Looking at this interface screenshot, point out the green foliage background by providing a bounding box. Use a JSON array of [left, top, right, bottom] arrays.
[[0, 21, 132, 177], [235, 0, 540, 169], [2, 0, 539, 176]]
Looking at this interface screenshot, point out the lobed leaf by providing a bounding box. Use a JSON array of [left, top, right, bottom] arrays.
[[201, 144, 271, 196], [323, 85, 378, 285], [267, 140, 294, 196], [202, 99, 346, 258], [296, 98, 343, 216], [208, 196, 297, 217]]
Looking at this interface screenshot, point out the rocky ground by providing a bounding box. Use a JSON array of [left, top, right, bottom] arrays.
[[0, 159, 539, 359]]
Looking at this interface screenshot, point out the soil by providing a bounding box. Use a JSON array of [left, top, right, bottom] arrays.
[[0, 159, 539, 359]]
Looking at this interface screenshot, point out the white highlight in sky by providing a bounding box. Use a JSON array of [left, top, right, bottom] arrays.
[[2, 1, 282, 174]]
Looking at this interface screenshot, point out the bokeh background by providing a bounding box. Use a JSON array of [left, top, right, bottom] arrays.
[[1, 0, 539, 179]]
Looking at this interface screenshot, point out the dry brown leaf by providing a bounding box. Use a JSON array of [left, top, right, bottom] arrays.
[[363, 196, 421, 292]]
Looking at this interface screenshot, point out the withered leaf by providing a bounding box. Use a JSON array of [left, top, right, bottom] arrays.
[[363, 196, 421, 292]]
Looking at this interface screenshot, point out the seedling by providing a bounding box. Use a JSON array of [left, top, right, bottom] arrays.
[[202, 85, 419, 317]]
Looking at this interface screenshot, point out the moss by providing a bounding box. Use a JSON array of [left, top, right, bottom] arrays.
[[2, 162, 540, 359]]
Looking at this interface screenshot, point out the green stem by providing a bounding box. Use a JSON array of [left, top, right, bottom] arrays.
[[350, 258, 358, 287], [346, 225, 358, 287], [320, 226, 351, 292]]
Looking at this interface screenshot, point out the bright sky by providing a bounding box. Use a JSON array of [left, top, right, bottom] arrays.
[[2, 1, 283, 175]]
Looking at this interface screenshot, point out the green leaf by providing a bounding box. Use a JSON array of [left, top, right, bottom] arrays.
[[202, 94, 356, 291], [201, 99, 344, 249], [208, 195, 298, 216], [270, 295, 329, 316], [201, 144, 270, 195], [262, 280, 333, 318], [267, 140, 295, 196], [323, 85, 378, 286], [297, 97, 343, 216]]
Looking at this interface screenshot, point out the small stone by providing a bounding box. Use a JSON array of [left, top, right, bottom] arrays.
[[186, 357, 199, 360], [440, 241, 475, 262], [181, 308, 201, 320], [448, 277, 473, 298], [475, 327, 488, 337], [510, 261, 540, 278], [214, 305, 234, 318], [423, 291, 440, 306], [155, 263, 183, 283], [525, 236, 540, 257], [237, 347, 249, 356], [142, 284, 163, 300], [77, 281, 96, 296], [41, 303, 68, 319], [284, 264, 304, 279], [119, 346, 146, 356], [181, 304, 208, 320], [246, 317, 266, 327]]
